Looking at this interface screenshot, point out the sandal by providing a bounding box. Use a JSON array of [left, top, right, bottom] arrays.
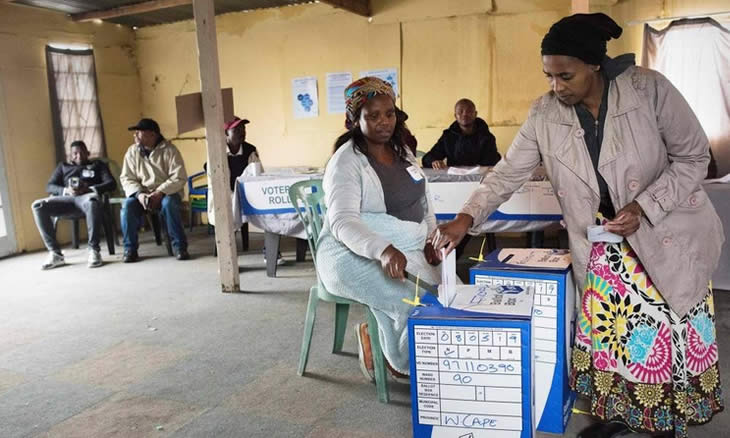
[[355, 323, 374, 382]]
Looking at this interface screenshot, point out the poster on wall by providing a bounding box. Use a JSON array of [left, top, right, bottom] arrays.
[[292, 76, 319, 119], [326, 72, 352, 114], [359, 68, 399, 97]]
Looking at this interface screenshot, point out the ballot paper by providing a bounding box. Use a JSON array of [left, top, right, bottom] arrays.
[[704, 173, 730, 184], [449, 283, 534, 318], [446, 166, 481, 176], [438, 248, 456, 307]]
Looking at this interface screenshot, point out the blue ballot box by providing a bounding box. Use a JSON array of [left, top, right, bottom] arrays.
[[469, 249, 577, 434], [408, 286, 535, 438]]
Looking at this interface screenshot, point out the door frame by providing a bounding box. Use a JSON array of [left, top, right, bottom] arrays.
[[0, 78, 17, 258]]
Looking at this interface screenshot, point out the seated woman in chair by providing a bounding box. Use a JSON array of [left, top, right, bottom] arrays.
[[316, 77, 440, 380]]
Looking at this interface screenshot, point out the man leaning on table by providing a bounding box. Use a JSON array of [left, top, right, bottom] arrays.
[[119, 118, 189, 262], [422, 98, 501, 169]]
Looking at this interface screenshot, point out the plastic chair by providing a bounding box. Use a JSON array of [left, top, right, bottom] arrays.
[[51, 192, 116, 255], [103, 158, 171, 255], [189, 171, 249, 253], [187, 171, 208, 232], [289, 179, 390, 403]]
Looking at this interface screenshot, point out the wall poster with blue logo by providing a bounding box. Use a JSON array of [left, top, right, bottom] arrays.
[[292, 76, 319, 119]]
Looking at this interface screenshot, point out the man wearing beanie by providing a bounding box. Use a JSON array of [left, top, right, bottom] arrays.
[[433, 13, 723, 438]]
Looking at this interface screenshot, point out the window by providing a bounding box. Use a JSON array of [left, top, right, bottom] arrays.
[[643, 18, 730, 176], [45, 45, 106, 161]]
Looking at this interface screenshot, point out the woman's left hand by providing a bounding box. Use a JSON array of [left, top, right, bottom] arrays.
[[604, 201, 643, 237], [424, 241, 441, 266]]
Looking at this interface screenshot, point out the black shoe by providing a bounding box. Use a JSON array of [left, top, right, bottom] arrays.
[[123, 250, 139, 263], [577, 421, 630, 438], [651, 432, 674, 438], [175, 248, 190, 260]]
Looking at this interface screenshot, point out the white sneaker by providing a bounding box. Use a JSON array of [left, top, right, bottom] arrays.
[[263, 254, 286, 266], [42, 251, 65, 270], [87, 249, 102, 268]]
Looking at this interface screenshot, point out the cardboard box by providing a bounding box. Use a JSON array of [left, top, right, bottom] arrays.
[[469, 249, 577, 434], [408, 289, 535, 438]]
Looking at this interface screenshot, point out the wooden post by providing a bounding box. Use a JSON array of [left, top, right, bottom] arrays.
[[571, 0, 590, 13], [192, 0, 240, 292]]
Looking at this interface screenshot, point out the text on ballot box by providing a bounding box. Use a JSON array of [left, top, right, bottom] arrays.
[[408, 292, 535, 438], [469, 249, 577, 434]]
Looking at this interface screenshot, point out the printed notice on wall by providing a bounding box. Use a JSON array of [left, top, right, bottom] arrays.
[[359, 68, 399, 97], [326, 72, 352, 114], [292, 76, 319, 119]]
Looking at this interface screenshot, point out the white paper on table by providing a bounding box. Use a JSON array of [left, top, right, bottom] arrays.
[[446, 166, 481, 176], [449, 284, 533, 318], [326, 72, 352, 114], [292, 76, 319, 119], [439, 248, 456, 307], [704, 173, 730, 184]]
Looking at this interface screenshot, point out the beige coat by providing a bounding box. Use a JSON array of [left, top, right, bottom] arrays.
[[461, 65, 723, 317], [120, 140, 187, 198]]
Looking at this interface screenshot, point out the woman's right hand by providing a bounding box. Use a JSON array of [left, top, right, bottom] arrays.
[[430, 213, 473, 259], [380, 245, 407, 280]]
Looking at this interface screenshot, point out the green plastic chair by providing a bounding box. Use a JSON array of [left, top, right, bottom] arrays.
[[289, 179, 390, 403]]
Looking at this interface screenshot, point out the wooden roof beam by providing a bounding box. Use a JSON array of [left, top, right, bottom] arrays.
[[320, 0, 369, 17], [71, 0, 191, 22]]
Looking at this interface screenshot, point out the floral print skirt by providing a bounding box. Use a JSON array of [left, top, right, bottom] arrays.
[[570, 240, 723, 437]]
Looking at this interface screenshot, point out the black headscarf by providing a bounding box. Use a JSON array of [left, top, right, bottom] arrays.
[[541, 13, 622, 65]]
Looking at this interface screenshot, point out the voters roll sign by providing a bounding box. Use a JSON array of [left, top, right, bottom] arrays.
[[239, 175, 317, 215]]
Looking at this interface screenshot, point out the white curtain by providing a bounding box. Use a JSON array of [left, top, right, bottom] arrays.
[[46, 47, 106, 161], [643, 18, 730, 176]]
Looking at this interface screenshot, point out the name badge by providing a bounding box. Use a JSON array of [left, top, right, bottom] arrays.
[[81, 169, 95, 178], [406, 165, 424, 182]]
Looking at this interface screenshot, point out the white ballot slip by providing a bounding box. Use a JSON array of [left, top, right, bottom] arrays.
[[449, 284, 534, 317], [439, 248, 456, 307]]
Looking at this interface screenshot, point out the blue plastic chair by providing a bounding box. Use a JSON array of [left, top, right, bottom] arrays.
[[187, 171, 209, 232], [289, 179, 390, 403], [188, 171, 249, 252]]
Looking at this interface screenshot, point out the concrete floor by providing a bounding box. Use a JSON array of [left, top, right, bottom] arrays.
[[0, 229, 727, 437]]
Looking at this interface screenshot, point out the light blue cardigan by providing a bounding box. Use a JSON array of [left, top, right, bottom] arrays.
[[321, 139, 437, 261]]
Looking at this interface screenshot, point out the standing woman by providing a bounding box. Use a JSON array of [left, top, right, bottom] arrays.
[[317, 77, 440, 380], [432, 13, 723, 438]]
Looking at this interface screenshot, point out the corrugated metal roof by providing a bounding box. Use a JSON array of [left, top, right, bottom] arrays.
[[11, 0, 316, 27]]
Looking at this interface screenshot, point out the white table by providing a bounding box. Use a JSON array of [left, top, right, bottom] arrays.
[[234, 167, 562, 277], [705, 182, 730, 290]]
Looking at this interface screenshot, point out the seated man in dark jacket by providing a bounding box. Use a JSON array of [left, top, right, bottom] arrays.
[[422, 98, 501, 169], [221, 116, 261, 190], [32, 140, 116, 269]]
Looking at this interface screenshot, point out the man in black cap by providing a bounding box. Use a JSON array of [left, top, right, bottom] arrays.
[[32, 140, 116, 269], [119, 118, 189, 262]]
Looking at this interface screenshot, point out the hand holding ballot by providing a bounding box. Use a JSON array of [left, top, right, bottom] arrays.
[[430, 213, 474, 258], [380, 244, 407, 280], [603, 200, 643, 237]]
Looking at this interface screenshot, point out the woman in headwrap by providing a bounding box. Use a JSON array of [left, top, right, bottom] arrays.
[[432, 13, 723, 438], [317, 77, 440, 381]]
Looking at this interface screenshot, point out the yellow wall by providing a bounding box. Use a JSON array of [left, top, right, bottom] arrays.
[[0, 3, 141, 252], [3, 0, 727, 251], [134, 0, 573, 177], [600, 0, 730, 60]]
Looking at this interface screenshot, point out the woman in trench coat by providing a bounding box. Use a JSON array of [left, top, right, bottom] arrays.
[[432, 13, 724, 438]]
